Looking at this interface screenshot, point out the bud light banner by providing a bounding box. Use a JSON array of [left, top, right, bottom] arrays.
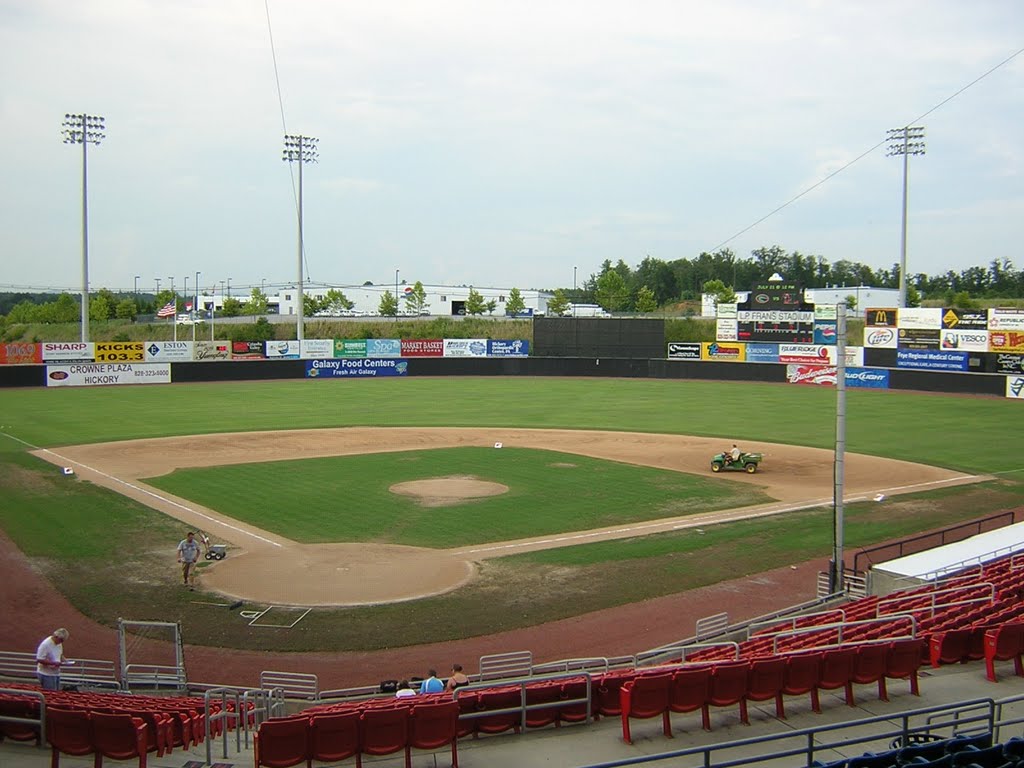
[[306, 359, 408, 378], [488, 339, 529, 357], [365, 339, 402, 357], [813, 322, 837, 345], [896, 349, 969, 371], [845, 368, 889, 389], [745, 343, 780, 364]]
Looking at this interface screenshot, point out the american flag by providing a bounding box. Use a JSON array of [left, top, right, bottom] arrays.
[[156, 301, 176, 318]]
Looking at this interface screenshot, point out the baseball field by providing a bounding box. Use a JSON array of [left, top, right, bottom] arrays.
[[1, 377, 1022, 656]]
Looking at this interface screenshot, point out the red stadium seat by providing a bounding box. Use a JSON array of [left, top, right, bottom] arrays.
[[619, 673, 672, 744], [254, 716, 310, 768], [818, 648, 856, 707], [90, 711, 149, 768], [746, 657, 786, 719], [669, 666, 711, 732], [783, 652, 822, 714], [593, 671, 632, 718], [409, 701, 459, 768], [984, 622, 1024, 682], [359, 706, 410, 766], [46, 707, 94, 768], [929, 629, 972, 667], [885, 638, 923, 697], [309, 711, 360, 767], [475, 688, 522, 736], [708, 661, 750, 727], [851, 643, 890, 703]]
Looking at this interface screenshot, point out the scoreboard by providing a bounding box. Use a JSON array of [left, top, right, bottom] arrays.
[[735, 282, 814, 344]]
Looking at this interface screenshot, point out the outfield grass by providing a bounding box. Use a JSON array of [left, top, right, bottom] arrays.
[[0, 377, 1021, 651], [143, 446, 770, 546]]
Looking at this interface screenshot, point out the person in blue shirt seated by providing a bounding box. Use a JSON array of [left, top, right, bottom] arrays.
[[420, 668, 445, 694]]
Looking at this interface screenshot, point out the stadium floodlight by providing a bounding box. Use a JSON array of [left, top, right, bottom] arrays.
[[886, 126, 926, 309], [62, 112, 105, 342], [282, 134, 318, 340]]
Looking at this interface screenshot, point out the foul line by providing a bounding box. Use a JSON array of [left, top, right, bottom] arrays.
[[1, 431, 282, 548], [458, 473, 983, 556]]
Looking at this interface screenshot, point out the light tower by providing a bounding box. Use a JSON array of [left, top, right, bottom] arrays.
[[282, 134, 318, 340], [886, 126, 925, 308], [61, 112, 105, 342]]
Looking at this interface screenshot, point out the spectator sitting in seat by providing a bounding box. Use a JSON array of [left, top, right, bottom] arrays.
[[445, 663, 470, 691], [395, 679, 417, 698], [420, 668, 445, 694]]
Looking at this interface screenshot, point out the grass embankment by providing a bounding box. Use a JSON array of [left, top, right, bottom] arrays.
[[0, 378, 1021, 651]]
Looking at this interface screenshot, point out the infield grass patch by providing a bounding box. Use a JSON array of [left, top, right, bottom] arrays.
[[142, 447, 769, 546]]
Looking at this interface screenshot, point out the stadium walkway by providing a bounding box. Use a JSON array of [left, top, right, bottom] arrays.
[[4, 658, 1024, 768]]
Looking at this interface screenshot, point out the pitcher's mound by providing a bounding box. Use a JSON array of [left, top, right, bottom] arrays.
[[390, 476, 509, 507]]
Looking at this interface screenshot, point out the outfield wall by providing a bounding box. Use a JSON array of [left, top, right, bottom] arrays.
[[0, 356, 1013, 397]]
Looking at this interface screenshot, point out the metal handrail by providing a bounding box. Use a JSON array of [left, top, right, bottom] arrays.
[[452, 671, 593, 732], [770, 614, 917, 654], [0, 687, 45, 749]]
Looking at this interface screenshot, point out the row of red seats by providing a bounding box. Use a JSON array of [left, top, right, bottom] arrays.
[[616, 639, 923, 743], [44, 707, 149, 768], [255, 700, 459, 768]]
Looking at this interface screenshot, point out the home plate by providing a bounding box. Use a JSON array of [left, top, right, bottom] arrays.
[[874, 493, 886, 502]]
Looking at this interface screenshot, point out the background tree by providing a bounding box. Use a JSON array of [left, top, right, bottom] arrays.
[[220, 297, 243, 317], [951, 291, 978, 309], [595, 269, 629, 311], [404, 282, 428, 315], [547, 289, 570, 316], [89, 294, 113, 321], [378, 290, 398, 317], [844, 294, 858, 311], [323, 288, 355, 314], [244, 288, 268, 316], [485, 299, 497, 315], [114, 298, 137, 320], [701, 278, 737, 305], [303, 293, 326, 316], [635, 285, 658, 313], [464, 287, 487, 315], [505, 287, 526, 315]]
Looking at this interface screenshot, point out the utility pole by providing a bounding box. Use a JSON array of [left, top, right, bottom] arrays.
[[283, 134, 318, 340]]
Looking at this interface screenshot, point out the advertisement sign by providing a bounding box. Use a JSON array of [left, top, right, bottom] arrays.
[[846, 368, 890, 389], [42, 342, 95, 361], [897, 307, 942, 330], [231, 341, 266, 360], [814, 304, 838, 321], [865, 308, 897, 327], [366, 339, 402, 357], [939, 330, 989, 353], [1008, 376, 1024, 400], [778, 344, 832, 364], [94, 342, 145, 363], [787, 364, 837, 386], [813, 322, 837, 345], [942, 308, 987, 330], [992, 353, 1024, 375], [844, 346, 865, 368], [443, 339, 488, 357], [194, 341, 230, 361], [305, 358, 408, 378], [667, 342, 701, 360], [864, 327, 898, 349], [989, 331, 1024, 354], [0, 342, 42, 364], [716, 303, 738, 319], [144, 341, 193, 362], [745, 343, 780, 364], [896, 349, 969, 371], [897, 328, 941, 350], [700, 342, 745, 362], [334, 339, 367, 358], [737, 310, 814, 323], [716, 318, 738, 341], [487, 340, 529, 357], [265, 340, 301, 359], [46, 363, 171, 387], [300, 340, 334, 359], [989, 309, 1024, 332], [401, 339, 444, 357]]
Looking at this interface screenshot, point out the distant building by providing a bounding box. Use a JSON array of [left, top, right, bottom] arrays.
[[265, 284, 553, 317], [804, 286, 899, 310]]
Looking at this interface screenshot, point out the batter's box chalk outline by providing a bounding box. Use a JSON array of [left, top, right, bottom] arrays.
[[244, 606, 312, 629]]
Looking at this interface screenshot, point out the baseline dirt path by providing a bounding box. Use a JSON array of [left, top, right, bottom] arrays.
[[31, 428, 981, 607]]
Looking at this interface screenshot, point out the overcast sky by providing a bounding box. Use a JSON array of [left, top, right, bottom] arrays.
[[1, 1, 1021, 296]]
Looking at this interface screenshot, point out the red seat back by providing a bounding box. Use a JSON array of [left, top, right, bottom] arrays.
[[410, 700, 459, 751], [475, 688, 522, 735], [46, 707, 94, 759], [309, 711, 359, 764], [620, 673, 671, 719], [708, 661, 749, 707], [254, 716, 310, 768], [819, 648, 856, 689], [852, 643, 889, 685], [747, 658, 785, 703], [90, 712, 148, 765], [669, 667, 710, 713], [359, 705, 409, 758]]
